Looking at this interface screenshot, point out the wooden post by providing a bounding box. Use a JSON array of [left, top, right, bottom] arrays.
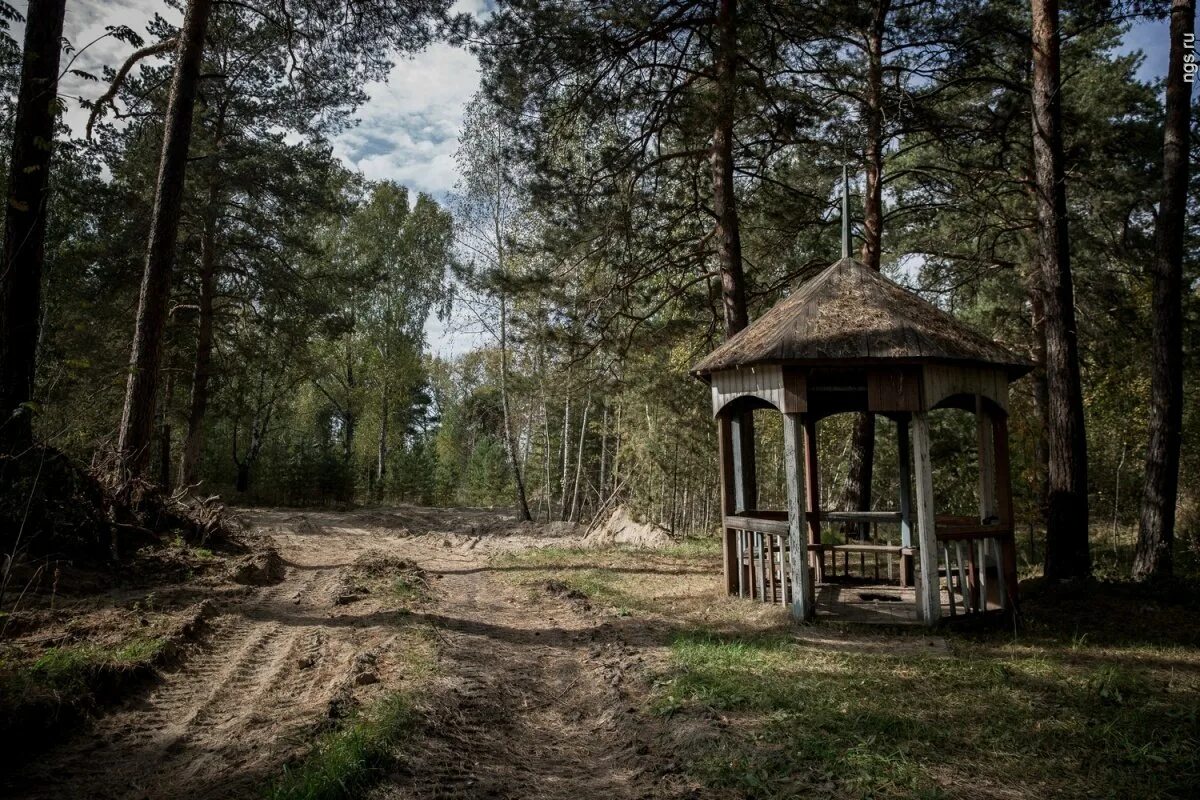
[[783, 413, 814, 620], [993, 413, 1020, 611], [718, 413, 738, 595], [732, 412, 757, 512], [803, 416, 823, 582], [896, 416, 915, 586], [911, 412, 940, 625], [976, 396, 997, 520]]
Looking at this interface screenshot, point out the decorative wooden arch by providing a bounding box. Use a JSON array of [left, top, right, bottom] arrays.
[[695, 258, 1031, 627]]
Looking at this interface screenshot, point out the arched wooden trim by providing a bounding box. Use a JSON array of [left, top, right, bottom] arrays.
[[931, 391, 1008, 418], [710, 365, 806, 417], [923, 364, 1010, 413]]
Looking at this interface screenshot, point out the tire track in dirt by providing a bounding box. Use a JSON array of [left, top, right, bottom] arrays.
[[3, 524, 408, 800], [370, 543, 681, 800], [4, 506, 684, 800]]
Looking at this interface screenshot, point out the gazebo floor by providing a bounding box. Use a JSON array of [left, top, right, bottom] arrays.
[[816, 583, 921, 624]]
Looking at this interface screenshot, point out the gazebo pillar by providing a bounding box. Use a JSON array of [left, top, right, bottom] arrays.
[[732, 413, 757, 512], [976, 395, 997, 520], [783, 412, 814, 620], [803, 417, 823, 582], [896, 416, 915, 586], [717, 412, 739, 596], [911, 412, 941, 625], [992, 412, 1020, 610]]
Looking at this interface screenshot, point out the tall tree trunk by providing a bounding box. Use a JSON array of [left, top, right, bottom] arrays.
[[500, 293, 533, 520], [1027, 258, 1051, 516], [712, 0, 747, 336], [569, 396, 591, 523], [1134, 0, 1194, 580], [179, 183, 219, 488], [117, 0, 214, 477], [343, 329, 356, 462], [0, 0, 67, 452], [842, 414, 876, 538], [1031, 0, 1089, 580], [541, 391, 552, 520], [157, 369, 174, 489], [377, 377, 388, 493], [598, 403, 609, 505], [859, 0, 888, 271], [841, 1, 889, 533], [558, 396, 571, 521]]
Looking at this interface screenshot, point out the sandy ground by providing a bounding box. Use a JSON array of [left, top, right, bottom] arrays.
[[4, 506, 686, 800]]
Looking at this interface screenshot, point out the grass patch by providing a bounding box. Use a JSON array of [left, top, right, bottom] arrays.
[[265, 693, 417, 800], [497, 535, 1200, 797], [493, 541, 723, 617], [389, 575, 425, 604], [1, 636, 167, 700], [656, 630, 1200, 799], [0, 634, 169, 767]]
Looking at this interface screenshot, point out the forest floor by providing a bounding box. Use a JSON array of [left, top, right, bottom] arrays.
[[3, 507, 1199, 799]]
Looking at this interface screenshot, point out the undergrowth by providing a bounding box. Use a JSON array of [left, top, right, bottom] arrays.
[[265, 693, 417, 800]]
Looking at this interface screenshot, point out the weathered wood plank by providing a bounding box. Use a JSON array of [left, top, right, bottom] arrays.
[[819, 511, 903, 523], [911, 412, 941, 625], [781, 367, 807, 413], [717, 414, 738, 595], [867, 367, 922, 412], [783, 413, 814, 620], [991, 413, 1019, 611], [976, 395, 997, 520], [725, 514, 790, 536]]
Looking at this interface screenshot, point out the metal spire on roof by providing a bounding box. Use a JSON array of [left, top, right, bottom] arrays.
[[841, 164, 850, 259]]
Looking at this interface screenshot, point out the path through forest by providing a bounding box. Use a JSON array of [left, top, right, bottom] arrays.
[[6, 507, 685, 800]]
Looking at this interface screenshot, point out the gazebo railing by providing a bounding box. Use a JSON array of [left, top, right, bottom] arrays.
[[726, 514, 791, 604], [725, 512, 1019, 618], [935, 524, 1017, 617]]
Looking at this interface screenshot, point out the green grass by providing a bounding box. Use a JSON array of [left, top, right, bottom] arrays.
[[1, 637, 167, 699], [389, 575, 424, 604], [265, 693, 417, 800], [655, 630, 1200, 799], [497, 540, 1200, 798]]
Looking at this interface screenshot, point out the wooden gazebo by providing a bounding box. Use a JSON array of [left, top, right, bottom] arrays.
[[692, 257, 1031, 625]]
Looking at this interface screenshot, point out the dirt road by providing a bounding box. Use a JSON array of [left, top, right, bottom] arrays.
[[6, 507, 684, 800]]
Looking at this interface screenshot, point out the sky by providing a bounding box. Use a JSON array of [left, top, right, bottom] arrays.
[[12, 2, 1192, 356]]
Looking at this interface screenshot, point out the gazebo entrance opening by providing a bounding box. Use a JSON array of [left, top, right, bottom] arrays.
[[693, 256, 1031, 626]]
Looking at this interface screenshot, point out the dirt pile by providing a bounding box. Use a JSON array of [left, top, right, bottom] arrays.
[[330, 550, 428, 606], [583, 506, 673, 549], [228, 545, 285, 585]]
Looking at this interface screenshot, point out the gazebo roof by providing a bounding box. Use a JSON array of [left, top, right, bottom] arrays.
[[692, 257, 1032, 378]]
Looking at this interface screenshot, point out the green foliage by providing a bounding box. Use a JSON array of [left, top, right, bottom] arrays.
[[656, 631, 1200, 798], [265, 693, 416, 800]]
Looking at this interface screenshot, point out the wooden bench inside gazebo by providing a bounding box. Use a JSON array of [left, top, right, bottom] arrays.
[[692, 256, 1031, 626]]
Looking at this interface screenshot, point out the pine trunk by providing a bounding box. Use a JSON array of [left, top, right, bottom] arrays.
[[1031, 0, 1090, 580], [712, 0, 747, 337], [0, 0, 67, 451], [117, 0, 214, 476], [179, 184, 219, 488], [569, 396, 591, 523], [840, 0, 889, 531], [1134, 0, 1193, 580]]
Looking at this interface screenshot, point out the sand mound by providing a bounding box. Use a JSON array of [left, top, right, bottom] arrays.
[[582, 506, 672, 549], [228, 545, 285, 585]]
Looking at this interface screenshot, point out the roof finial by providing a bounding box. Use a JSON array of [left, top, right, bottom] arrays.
[[841, 163, 850, 260]]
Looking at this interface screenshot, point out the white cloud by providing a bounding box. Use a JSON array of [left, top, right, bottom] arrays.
[[333, 41, 480, 199]]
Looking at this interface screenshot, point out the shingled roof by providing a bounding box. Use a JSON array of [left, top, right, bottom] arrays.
[[692, 257, 1032, 377]]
